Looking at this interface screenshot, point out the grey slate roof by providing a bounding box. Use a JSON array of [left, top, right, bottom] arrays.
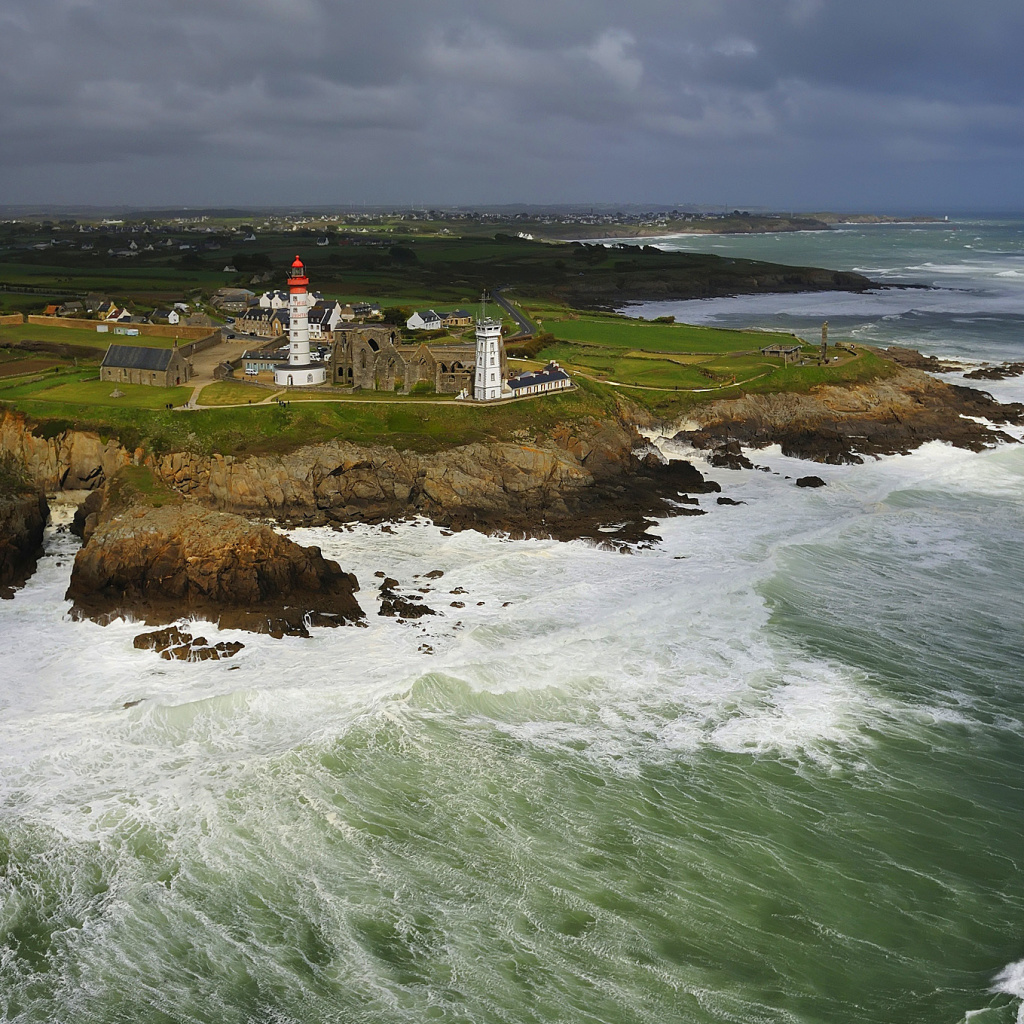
[[508, 364, 571, 390], [101, 344, 175, 371]]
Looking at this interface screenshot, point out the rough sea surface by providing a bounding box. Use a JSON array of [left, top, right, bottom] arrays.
[[2, 220, 1023, 1023]]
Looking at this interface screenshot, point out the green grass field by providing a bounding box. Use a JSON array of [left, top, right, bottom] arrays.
[[1, 376, 616, 457], [0, 369, 192, 409], [533, 312, 785, 355], [0, 322, 176, 352]]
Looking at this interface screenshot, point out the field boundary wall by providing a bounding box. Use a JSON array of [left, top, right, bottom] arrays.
[[26, 315, 216, 341]]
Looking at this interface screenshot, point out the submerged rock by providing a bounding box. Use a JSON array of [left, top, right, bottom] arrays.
[[379, 577, 437, 619]]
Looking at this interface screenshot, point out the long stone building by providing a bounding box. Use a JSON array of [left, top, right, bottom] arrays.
[[100, 343, 191, 386]]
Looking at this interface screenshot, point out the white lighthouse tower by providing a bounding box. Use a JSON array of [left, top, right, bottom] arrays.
[[274, 256, 326, 387], [473, 309, 505, 401]]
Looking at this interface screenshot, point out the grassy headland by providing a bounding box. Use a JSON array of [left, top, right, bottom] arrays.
[[0, 215, 899, 455]]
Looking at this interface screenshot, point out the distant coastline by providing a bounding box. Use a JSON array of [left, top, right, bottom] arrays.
[[542, 213, 943, 242]]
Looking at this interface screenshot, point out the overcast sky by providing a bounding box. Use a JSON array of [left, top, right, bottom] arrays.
[[1, 0, 1021, 212]]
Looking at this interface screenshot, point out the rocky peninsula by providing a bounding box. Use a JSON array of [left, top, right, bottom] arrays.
[[1, 350, 1022, 628], [672, 362, 1024, 465]]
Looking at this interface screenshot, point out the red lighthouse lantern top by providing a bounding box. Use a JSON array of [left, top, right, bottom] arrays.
[[288, 255, 308, 291]]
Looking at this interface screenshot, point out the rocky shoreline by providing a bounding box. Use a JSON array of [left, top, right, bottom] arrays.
[[672, 363, 1024, 465], [1, 352, 1022, 630], [0, 488, 48, 598]]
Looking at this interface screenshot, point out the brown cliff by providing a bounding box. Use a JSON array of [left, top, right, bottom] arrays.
[[0, 489, 49, 597], [66, 482, 364, 636], [0, 410, 719, 546]]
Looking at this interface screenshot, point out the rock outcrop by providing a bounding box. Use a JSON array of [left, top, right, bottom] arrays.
[[674, 368, 1024, 464], [963, 361, 1024, 381], [0, 489, 49, 597], [67, 498, 363, 636], [0, 411, 129, 491]]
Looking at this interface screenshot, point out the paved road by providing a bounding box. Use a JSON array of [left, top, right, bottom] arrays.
[[491, 288, 536, 339]]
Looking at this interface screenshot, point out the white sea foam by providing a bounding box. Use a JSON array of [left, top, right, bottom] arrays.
[[991, 959, 1024, 1023]]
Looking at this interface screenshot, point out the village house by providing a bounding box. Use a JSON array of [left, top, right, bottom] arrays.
[[406, 309, 443, 331], [100, 343, 191, 386], [507, 361, 572, 397], [241, 344, 289, 376], [442, 309, 472, 328], [307, 301, 342, 341], [210, 287, 255, 313], [236, 307, 289, 337]]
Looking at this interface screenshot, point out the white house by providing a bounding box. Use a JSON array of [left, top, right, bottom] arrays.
[[507, 361, 572, 398], [407, 309, 443, 331]]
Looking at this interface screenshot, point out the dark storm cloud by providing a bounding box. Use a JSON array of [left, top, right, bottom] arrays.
[[1, 0, 1021, 208]]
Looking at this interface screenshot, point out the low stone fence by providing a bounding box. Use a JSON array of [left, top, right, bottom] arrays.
[[0, 313, 25, 326], [26, 315, 216, 341], [179, 333, 222, 358]]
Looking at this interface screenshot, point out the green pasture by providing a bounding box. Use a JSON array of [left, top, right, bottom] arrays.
[[0, 370, 191, 409], [537, 312, 791, 355], [0, 322, 175, 352], [1, 377, 612, 457]]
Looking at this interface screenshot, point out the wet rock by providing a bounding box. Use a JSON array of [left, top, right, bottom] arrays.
[[423, 569, 445, 579], [716, 496, 746, 505], [963, 361, 1024, 381], [0, 488, 48, 597], [69, 479, 363, 637], [71, 488, 103, 541], [378, 578, 437, 619], [706, 440, 754, 471], [796, 476, 827, 488], [133, 626, 246, 661]]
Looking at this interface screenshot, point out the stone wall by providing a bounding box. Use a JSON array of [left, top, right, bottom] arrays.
[[26, 315, 215, 341]]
